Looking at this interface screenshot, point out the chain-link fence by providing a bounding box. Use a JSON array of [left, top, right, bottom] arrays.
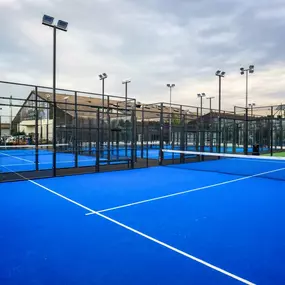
[[1, 80, 284, 182]]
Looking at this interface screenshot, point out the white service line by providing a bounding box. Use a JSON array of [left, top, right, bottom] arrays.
[[86, 167, 285, 215], [3, 166, 255, 285]]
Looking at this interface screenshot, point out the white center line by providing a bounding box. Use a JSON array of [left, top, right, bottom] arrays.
[[86, 167, 285, 215], [3, 166, 255, 285]]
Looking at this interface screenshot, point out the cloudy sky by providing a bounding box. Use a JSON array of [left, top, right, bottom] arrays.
[[0, 0, 285, 114]]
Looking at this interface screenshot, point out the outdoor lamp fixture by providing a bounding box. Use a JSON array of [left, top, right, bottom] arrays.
[[166, 84, 175, 143], [99, 73, 108, 118], [240, 65, 254, 108], [215, 70, 226, 153], [197, 93, 206, 116], [42, 14, 68, 176]]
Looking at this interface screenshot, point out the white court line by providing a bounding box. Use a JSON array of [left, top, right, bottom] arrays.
[[2, 166, 255, 285], [86, 167, 285, 215], [0, 152, 34, 163], [0, 159, 97, 167]]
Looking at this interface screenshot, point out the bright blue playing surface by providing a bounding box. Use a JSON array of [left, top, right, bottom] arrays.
[[1, 160, 285, 285]]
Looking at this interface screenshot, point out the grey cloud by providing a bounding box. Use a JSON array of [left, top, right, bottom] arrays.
[[0, 0, 284, 110]]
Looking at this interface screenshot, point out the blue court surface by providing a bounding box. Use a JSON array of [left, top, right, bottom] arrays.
[[1, 156, 285, 285]]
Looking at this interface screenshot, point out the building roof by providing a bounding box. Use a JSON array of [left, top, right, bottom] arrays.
[[37, 91, 197, 121], [1, 123, 10, 129]]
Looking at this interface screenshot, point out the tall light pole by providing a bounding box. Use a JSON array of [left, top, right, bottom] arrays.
[[240, 65, 254, 154], [98, 73, 107, 158], [206, 96, 215, 113], [0, 107, 2, 139], [248, 102, 256, 146], [206, 96, 215, 152], [215, 70, 226, 153], [64, 96, 68, 144], [166, 83, 175, 144], [240, 65, 254, 108], [249, 102, 256, 117], [122, 79, 131, 115], [197, 93, 206, 116], [122, 79, 131, 155], [42, 14, 68, 176], [99, 73, 108, 119], [9, 95, 12, 135], [197, 93, 206, 151], [46, 94, 50, 142]]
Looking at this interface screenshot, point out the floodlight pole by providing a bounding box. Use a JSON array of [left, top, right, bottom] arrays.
[[240, 65, 254, 154], [169, 87, 172, 143], [215, 71, 225, 154], [51, 26, 57, 175], [122, 80, 131, 156], [245, 69, 249, 109], [10, 95, 12, 135], [207, 96, 214, 113], [42, 15, 68, 176], [206, 97, 214, 152], [197, 93, 206, 152], [166, 84, 175, 144], [0, 108, 2, 139]]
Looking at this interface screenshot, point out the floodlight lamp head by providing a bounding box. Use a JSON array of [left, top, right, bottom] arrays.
[[102, 73, 108, 78], [249, 69, 254, 74], [57, 20, 68, 31], [249, 65, 254, 69], [240, 71, 244, 75], [221, 71, 225, 77], [42, 15, 54, 27], [240, 67, 244, 71], [166, 84, 170, 87], [197, 94, 201, 97], [201, 93, 206, 97], [215, 70, 221, 76], [171, 84, 175, 87], [122, 79, 131, 84], [99, 74, 103, 79]]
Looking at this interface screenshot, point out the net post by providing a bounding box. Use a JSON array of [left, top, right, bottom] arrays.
[[74, 91, 78, 168], [35, 87, 39, 171], [159, 103, 164, 165], [95, 108, 100, 172]]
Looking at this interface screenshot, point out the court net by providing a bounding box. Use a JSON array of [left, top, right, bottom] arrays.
[[162, 149, 285, 181]]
